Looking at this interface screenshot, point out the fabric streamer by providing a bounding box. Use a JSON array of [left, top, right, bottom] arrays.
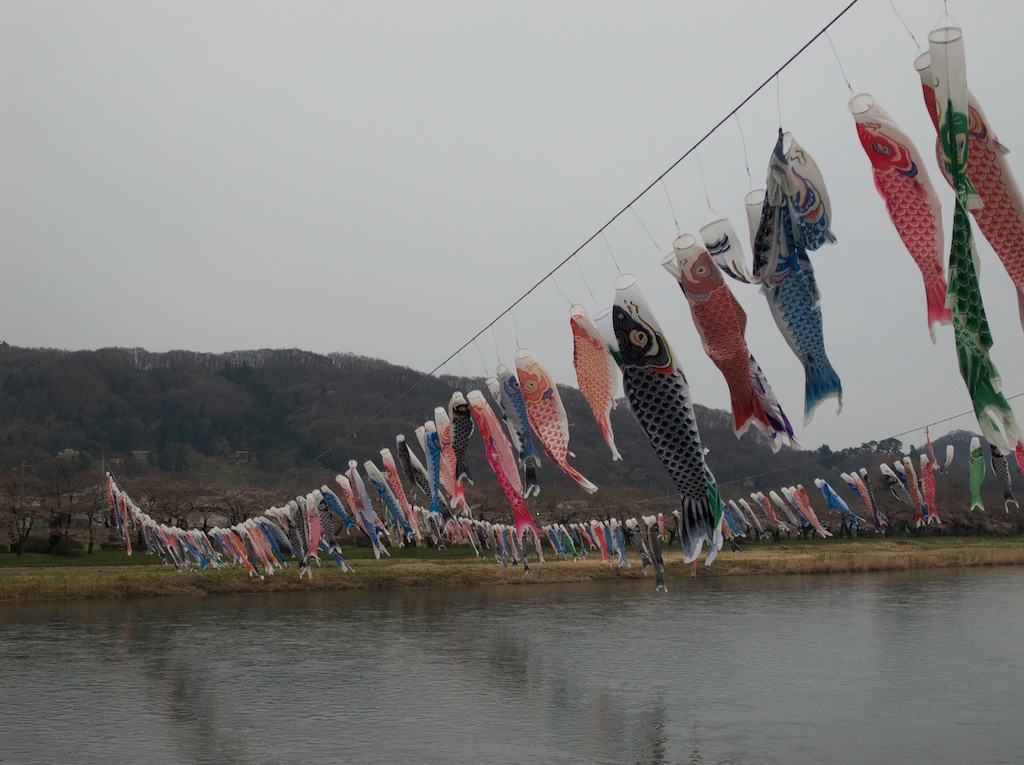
[[609, 273, 723, 565], [792, 484, 831, 538], [990, 444, 1018, 512], [396, 434, 431, 501], [918, 456, 941, 525], [466, 390, 541, 548], [901, 456, 928, 524], [752, 491, 787, 532], [700, 217, 754, 284], [736, 498, 765, 536], [569, 304, 623, 461], [490, 365, 543, 497], [916, 51, 1024, 331], [849, 93, 952, 342], [514, 348, 598, 494], [448, 392, 476, 496], [642, 515, 667, 592], [662, 233, 795, 450], [814, 478, 865, 526], [380, 448, 422, 540], [433, 406, 464, 511], [880, 463, 918, 524], [917, 29, 1021, 452], [749, 131, 842, 423], [969, 436, 986, 512], [858, 468, 888, 529]]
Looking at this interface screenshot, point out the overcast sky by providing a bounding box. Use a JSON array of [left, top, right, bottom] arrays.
[[2, 0, 1022, 453]]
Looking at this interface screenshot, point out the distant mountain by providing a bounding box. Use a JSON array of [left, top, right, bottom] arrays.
[[0, 344, 1017, 530]]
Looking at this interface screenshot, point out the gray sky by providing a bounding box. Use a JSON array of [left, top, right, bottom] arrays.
[[2, 0, 1022, 452]]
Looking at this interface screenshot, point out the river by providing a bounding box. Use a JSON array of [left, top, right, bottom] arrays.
[[1, 567, 1022, 764]]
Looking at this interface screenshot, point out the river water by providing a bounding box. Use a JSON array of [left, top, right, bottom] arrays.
[[1, 567, 1022, 765]]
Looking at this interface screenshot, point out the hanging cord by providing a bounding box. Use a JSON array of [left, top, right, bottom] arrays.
[[775, 73, 783, 129], [574, 253, 597, 307], [275, 0, 866, 481], [602, 231, 623, 274], [825, 31, 854, 94], [550, 272, 574, 306], [735, 113, 755, 189], [511, 307, 522, 349], [888, 0, 921, 51], [695, 148, 720, 225], [490, 324, 502, 368], [661, 179, 682, 236], [932, 0, 960, 31], [473, 338, 489, 378], [630, 206, 663, 253]]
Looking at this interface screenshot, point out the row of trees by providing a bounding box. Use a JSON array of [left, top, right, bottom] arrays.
[[1, 451, 105, 554], [0, 452, 307, 555], [1, 447, 681, 556]]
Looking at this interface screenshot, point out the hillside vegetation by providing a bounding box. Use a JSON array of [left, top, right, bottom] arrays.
[[0, 343, 1016, 534]]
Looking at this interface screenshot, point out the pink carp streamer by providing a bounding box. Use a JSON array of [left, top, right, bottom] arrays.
[[900, 457, 926, 523], [569, 304, 622, 461], [849, 94, 951, 342], [467, 390, 540, 549], [752, 491, 786, 531], [434, 407, 466, 512], [515, 348, 598, 494], [790, 485, 832, 538], [381, 448, 421, 539]]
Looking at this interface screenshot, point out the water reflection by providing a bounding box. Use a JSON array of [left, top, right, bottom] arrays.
[[2, 568, 1023, 765]]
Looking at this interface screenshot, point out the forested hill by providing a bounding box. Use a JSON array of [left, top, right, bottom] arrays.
[[0, 344, 988, 509]]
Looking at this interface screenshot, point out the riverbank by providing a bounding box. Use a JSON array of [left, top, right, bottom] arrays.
[[2, 537, 1023, 601]]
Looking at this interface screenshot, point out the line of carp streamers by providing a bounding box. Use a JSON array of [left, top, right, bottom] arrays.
[[102, 27, 1024, 589], [102, 428, 1021, 583]]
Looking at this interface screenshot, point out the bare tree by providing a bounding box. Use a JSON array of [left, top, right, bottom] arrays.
[[35, 455, 97, 553], [82, 488, 105, 553], [0, 469, 41, 554], [215, 487, 277, 526]]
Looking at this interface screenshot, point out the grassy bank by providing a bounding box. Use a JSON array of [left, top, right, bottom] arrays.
[[2, 536, 1023, 601]]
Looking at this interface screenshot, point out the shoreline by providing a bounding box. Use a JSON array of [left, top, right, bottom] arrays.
[[2, 537, 1023, 601]]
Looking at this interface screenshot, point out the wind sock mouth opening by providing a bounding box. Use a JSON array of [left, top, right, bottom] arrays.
[[569, 303, 587, 318], [660, 251, 680, 277], [928, 26, 962, 46], [913, 51, 931, 72], [513, 348, 532, 361], [848, 93, 874, 115], [592, 306, 616, 348], [782, 132, 795, 154], [744, 188, 766, 207], [699, 218, 728, 235], [672, 233, 697, 252], [612, 273, 638, 291]]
